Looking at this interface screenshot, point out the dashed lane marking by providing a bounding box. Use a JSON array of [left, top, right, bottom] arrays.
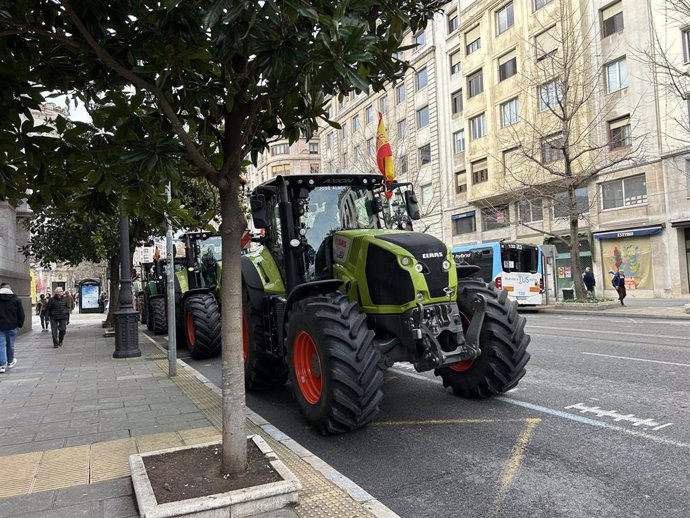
[[565, 403, 672, 431], [373, 418, 540, 426], [582, 351, 690, 368]]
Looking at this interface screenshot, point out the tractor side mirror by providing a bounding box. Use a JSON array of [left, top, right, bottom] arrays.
[[404, 190, 421, 220], [250, 195, 269, 228]]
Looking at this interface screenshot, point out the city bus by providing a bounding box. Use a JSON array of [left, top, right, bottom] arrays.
[[452, 241, 545, 305]]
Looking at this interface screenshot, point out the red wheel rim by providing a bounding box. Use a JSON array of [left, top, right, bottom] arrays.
[[293, 331, 322, 405], [186, 312, 195, 348], [242, 313, 249, 364], [450, 311, 475, 372]]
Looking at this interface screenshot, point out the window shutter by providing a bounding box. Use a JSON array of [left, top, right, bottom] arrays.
[[498, 49, 516, 66], [450, 50, 461, 68], [535, 26, 558, 56], [602, 1, 623, 20], [465, 25, 481, 45], [609, 116, 630, 130]]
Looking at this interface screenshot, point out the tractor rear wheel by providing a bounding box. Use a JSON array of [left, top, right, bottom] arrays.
[[150, 297, 167, 335], [286, 293, 383, 434], [243, 290, 288, 390], [184, 293, 222, 359], [434, 279, 530, 398], [145, 296, 154, 331]]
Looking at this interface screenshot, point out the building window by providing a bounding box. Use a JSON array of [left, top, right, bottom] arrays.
[[468, 70, 484, 97], [503, 147, 520, 174], [538, 80, 560, 112], [601, 2, 624, 38], [271, 143, 290, 155], [419, 144, 431, 166], [481, 206, 510, 231], [352, 114, 361, 133], [416, 105, 430, 128], [471, 159, 488, 184], [450, 51, 461, 75], [453, 130, 466, 154], [395, 83, 406, 104], [601, 174, 647, 210], [271, 164, 291, 174], [535, 26, 558, 61], [397, 119, 407, 139], [365, 105, 374, 123], [400, 155, 408, 174], [683, 29, 690, 62], [518, 199, 543, 223], [452, 213, 476, 235], [470, 113, 486, 140], [534, 0, 551, 10], [379, 96, 389, 114], [326, 133, 334, 148], [541, 135, 564, 163], [609, 116, 632, 149], [500, 97, 520, 127], [354, 145, 363, 161], [325, 104, 332, 119], [416, 67, 428, 90], [421, 183, 433, 206], [452, 89, 464, 114], [309, 143, 319, 155], [605, 57, 628, 93], [553, 187, 589, 218], [367, 137, 375, 155], [415, 31, 426, 47], [448, 12, 459, 33], [342, 122, 348, 143], [495, 3, 514, 35], [310, 163, 320, 174], [498, 50, 517, 81], [455, 172, 467, 194], [465, 26, 481, 55]]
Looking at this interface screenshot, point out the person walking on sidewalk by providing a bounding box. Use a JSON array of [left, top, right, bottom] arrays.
[[65, 289, 75, 324], [612, 269, 627, 306], [0, 283, 25, 373], [46, 287, 69, 348], [37, 293, 49, 332], [582, 267, 596, 300]]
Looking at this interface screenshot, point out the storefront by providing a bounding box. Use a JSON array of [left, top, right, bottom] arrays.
[[544, 234, 592, 296], [593, 226, 662, 292]]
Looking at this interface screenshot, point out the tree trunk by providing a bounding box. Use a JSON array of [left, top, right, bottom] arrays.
[[219, 174, 247, 476], [567, 187, 586, 300], [105, 253, 120, 325]]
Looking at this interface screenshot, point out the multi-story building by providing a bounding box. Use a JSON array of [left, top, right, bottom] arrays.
[[320, 0, 690, 298], [246, 137, 321, 191]]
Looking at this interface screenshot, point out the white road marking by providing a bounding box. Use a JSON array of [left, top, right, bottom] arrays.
[[582, 352, 690, 368], [528, 325, 690, 341], [564, 402, 672, 430], [389, 367, 690, 450]]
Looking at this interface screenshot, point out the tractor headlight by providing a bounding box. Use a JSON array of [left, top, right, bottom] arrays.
[[401, 256, 412, 267], [187, 267, 194, 272], [442, 260, 451, 271]]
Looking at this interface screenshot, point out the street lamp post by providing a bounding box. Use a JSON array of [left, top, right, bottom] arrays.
[[113, 209, 141, 358]]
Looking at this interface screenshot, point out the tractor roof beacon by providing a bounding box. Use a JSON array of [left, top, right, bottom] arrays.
[[242, 174, 531, 434]]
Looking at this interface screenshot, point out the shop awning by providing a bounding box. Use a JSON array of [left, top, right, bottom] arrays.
[[593, 225, 662, 240], [451, 211, 475, 220]]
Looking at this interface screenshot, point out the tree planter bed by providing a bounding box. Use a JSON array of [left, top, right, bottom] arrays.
[[554, 300, 619, 311], [129, 435, 301, 518]]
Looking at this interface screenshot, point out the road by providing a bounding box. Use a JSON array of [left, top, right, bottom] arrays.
[[149, 312, 690, 518]]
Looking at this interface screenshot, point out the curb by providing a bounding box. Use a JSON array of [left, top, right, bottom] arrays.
[[147, 337, 399, 518], [533, 308, 690, 321]]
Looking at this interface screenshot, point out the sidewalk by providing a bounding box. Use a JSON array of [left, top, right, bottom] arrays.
[[530, 297, 690, 320], [0, 313, 395, 518]]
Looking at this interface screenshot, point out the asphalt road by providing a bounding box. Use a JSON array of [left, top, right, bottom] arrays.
[[150, 312, 690, 518]]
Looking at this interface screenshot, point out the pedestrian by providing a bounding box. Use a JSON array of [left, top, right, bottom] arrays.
[[65, 289, 75, 324], [612, 269, 627, 306], [0, 283, 25, 373], [37, 294, 49, 332], [582, 267, 596, 300], [46, 287, 69, 348], [98, 292, 107, 313]]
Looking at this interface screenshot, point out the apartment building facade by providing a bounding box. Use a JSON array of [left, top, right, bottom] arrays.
[[320, 0, 690, 297], [246, 137, 321, 191]]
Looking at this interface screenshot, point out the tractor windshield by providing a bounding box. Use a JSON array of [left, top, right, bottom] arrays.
[[302, 186, 378, 249]]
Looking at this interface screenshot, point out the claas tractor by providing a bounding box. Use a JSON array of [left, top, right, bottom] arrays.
[[242, 174, 531, 434], [175, 232, 223, 359], [140, 259, 171, 335]]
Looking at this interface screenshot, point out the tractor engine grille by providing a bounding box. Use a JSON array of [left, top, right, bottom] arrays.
[[365, 246, 415, 305]]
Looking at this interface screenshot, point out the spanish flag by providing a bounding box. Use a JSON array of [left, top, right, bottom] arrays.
[[376, 112, 395, 183], [153, 247, 161, 262]]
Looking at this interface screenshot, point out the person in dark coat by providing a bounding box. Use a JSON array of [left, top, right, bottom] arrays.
[[0, 283, 25, 373], [46, 287, 69, 348], [612, 269, 627, 306], [37, 294, 49, 332], [582, 267, 596, 300]]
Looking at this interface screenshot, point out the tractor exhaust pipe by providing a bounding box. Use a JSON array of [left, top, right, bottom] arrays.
[[277, 176, 301, 292]]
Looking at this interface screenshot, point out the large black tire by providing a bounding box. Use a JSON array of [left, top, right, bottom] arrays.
[[243, 290, 288, 390], [286, 293, 384, 434], [145, 294, 154, 331], [150, 297, 167, 335], [434, 279, 530, 398], [184, 293, 222, 360]]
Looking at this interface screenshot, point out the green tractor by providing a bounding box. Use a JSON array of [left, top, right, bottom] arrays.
[[175, 232, 223, 360], [140, 259, 169, 335], [242, 174, 531, 434]]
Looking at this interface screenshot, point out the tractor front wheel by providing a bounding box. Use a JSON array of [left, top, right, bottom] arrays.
[[434, 279, 530, 398], [184, 293, 222, 360], [150, 297, 167, 335], [286, 293, 383, 434]]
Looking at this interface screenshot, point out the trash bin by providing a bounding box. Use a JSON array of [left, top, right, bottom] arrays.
[[562, 288, 574, 300]]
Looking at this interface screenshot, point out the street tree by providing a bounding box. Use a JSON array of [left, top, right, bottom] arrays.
[[2, 0, 447, 475], [493, 0, 644, 299]]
